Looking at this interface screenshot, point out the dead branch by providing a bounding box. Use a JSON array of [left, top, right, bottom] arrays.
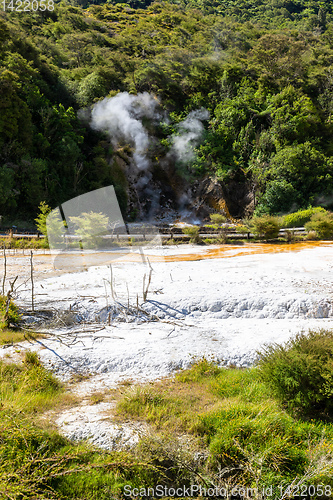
[[143, 268, 152, 302], [110, 264, 116, 300], [30, 250, 34, 312], [4, 276, 18, 326], [24, 333, 81, 372], [2, 243, 6, 296]]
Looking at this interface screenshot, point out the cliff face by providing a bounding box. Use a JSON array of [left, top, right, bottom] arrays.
[[118, 156, 254, 221], [183, 178, 255, 221]]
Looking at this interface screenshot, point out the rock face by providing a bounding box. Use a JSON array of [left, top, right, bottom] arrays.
[[221, 180, 255, 218], [125, 162, 183, 221], [181, 177, 255, 220], [115, 150, 254, 220], [187, 177, 231, 220]]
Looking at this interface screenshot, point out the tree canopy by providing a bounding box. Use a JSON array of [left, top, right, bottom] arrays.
[[1, 0, 333, 219]]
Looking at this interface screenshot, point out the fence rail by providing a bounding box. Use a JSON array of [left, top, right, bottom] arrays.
[[0, 226, 306, 242]]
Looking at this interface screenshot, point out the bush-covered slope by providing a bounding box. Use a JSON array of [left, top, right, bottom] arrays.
[[1, 0, 333, 220]]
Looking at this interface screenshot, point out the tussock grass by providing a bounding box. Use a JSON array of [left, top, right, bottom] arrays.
[[0, 327, 27, 344], [3, 344, 333, 497], [0, 352, 161, 499], [0, 351, 65, 414], [116, 356, 333, 494]]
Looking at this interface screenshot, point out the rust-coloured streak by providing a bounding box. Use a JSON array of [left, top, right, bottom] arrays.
[[1, 242, 331, 281], [50, 241, 333, 267], [159, 241, 333, 263]]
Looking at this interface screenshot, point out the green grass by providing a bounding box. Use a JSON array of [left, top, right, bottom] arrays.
[[2, 348, 333, 498], [0, 352, 160, 499], [116, 357, 333, 496], [0, 327, 28, 345], [0, 351, 63, 413]]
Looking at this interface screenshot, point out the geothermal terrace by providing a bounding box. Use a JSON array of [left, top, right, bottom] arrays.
[[1, 241, 333, 448]]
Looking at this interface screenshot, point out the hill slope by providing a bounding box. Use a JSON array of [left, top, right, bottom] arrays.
[[1, 0, 333, 221]]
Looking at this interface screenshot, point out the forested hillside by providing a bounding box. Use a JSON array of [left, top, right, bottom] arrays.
[[1, 0, 333, 222]]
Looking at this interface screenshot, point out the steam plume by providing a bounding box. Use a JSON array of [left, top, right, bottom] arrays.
[[170, 108, 209, 163], [90, 92, 160, 170]]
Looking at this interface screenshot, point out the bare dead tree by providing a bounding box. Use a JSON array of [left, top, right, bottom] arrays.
[[126, 282, 130, 310], [109, 264, 116, 300], [142, 268, 152, 302], [146, 256, 153, 271], [143, 273, 146, 301], [103, 280, 109, 309], [4, 276, 18, 326], [2, 243, 6, 296], [30, 251, 34, 312]]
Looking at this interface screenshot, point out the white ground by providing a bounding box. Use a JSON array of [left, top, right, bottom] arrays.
[[1, 242, 333, 448]]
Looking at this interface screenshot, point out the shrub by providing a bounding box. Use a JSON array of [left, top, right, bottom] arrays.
[[209, 213, 226, 225], [257, 329, 333, 419], [176, 357, 223, 383], [305, 230, 319, 241], [258, 179, 298, 215], [182, 226, 201, 243], [166, 238, 178, 245], [282, 207, 327, 228], [305, 211, 333, 239], [235, 225, 249, 234], [251, 215, 281, 240]]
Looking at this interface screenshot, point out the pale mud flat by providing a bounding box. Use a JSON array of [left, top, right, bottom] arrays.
[[1, 241, 333, 449]]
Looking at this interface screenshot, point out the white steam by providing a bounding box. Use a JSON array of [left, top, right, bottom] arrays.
[[90, 92, 160, 170], [170, 108, 209, 163], [90, 93, 209, 170]]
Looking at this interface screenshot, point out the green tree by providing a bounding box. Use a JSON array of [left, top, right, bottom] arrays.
[[35, 201, 52, 237], [0, 70, 33, 159], [266, 143, 333, 207], [18, 157, 47, 211], [250, 33, 307, 88], [76, 71, 111, 106], [69, 211, 109, 248], [256, 179, 298, 214], [0, 165, 15, 211], [268, 86, 320, 147]]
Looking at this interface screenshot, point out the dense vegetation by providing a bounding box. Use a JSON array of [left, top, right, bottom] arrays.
[[1, 0, 333, 222]]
